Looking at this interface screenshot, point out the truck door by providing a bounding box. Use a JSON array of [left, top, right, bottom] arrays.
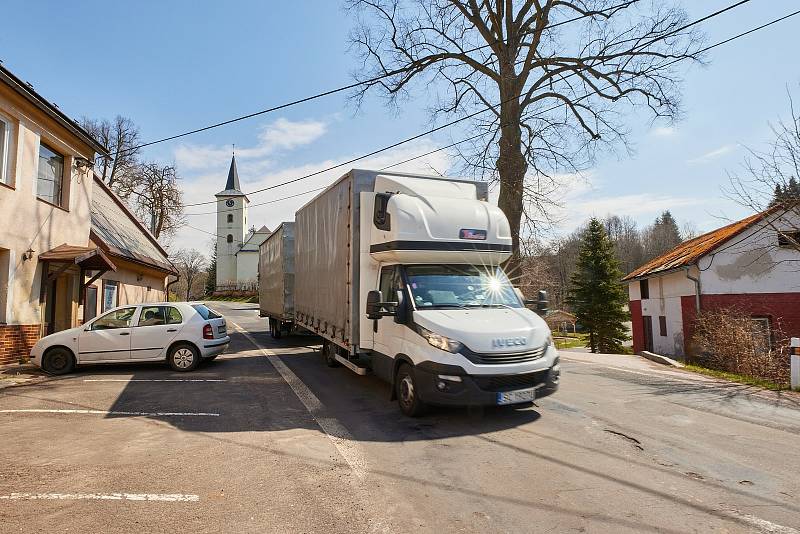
[[373, 265, 407, 359]]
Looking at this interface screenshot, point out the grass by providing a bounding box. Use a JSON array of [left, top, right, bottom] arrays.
[[553, 332, 588, 350], [683, 363, 789, 391]]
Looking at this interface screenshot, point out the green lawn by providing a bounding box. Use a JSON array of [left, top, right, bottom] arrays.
[[553, 332, 588, 350]]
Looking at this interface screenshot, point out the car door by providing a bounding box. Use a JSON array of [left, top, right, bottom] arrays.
[[373, 265, 408, 358], [78, 307, 136, 361], [130, 305, 184, 360]]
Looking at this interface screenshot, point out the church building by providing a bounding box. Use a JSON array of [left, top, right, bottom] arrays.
[[215, 155, 270, 290]]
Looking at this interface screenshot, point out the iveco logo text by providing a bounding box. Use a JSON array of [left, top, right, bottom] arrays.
[[492, 337, 527, 349]]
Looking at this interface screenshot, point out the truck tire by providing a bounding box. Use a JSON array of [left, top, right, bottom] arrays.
[[269, 319, 282, 339], [396, 363, 427, 417], [323, 341, 340, 367]]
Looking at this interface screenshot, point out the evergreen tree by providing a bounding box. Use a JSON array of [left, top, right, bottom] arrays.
[[205, 246, 217, 296], [770, 177, 800, 206], [643, 210, 682, 261], [567, 218, 630, 353]]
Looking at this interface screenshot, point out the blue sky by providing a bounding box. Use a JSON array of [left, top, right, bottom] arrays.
[[1, 0, 798, 253]]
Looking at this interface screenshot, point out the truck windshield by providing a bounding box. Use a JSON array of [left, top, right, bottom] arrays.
[[404, 265, 522, 309]]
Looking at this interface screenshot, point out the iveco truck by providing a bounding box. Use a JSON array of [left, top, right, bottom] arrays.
[[259, 169, 559, 416]]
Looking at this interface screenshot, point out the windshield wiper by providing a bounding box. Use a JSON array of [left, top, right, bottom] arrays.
[[426, 304, 470, 309]]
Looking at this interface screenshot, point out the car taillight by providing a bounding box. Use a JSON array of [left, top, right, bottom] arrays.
[[203, 324, 214, 339]]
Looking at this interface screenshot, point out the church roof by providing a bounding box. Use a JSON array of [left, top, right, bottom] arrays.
[[215, 155, 246, 197]]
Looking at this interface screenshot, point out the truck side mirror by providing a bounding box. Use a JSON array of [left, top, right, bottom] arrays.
[[366, 290, 398, 320], [536, 290, 549, 317]]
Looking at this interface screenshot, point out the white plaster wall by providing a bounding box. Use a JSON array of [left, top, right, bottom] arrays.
[[235, 251, 259, 283], [215, 196, 248, 285], [0, 87, 95, 325], [699, 212, 800, 294], [633, 270, 694, 358]]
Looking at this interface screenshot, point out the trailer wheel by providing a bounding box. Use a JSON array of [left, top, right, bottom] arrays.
[[396, 363, 427, 417], [269, 319, 282, 339], [323, 341, 340, 367]]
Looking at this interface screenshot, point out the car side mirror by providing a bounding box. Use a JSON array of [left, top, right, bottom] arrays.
[[366, 290, 397, 320]]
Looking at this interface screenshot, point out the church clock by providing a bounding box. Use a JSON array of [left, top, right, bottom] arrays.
[[225, 199, 235, 207]]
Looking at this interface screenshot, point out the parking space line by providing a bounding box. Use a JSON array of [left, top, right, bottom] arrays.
[[83, 379, 227, 382], [0, 409, 219, 416], [229, 321, 367, 479], [0, 492, 199, 502]]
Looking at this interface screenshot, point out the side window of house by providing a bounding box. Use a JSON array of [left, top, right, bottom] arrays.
[[227, 214, 233, 223], [640, 279, 650, 299], [0, 116, 9, 186], [138, 306, 166, 327], [102, 281, 119, 312], [37, 142, 65, 207], [92, 307, 136, 330], [659, 316, 667, 337], [227, 234, 233, 243], [165, 306, 183, 324], [778, 231, 800, 248]]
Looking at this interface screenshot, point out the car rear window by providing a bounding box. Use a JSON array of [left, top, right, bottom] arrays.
[[192, 304, 222, 320]]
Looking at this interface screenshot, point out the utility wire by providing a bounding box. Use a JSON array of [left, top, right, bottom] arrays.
[[105, 1, 638, 160], [185, 6, 796, 218], [183, 0, 757, 210]]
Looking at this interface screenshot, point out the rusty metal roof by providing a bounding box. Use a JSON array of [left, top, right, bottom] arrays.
[[622, 212, 766, 281]]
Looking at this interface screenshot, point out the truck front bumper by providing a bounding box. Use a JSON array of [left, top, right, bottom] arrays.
[[414, 358, 560, 407]]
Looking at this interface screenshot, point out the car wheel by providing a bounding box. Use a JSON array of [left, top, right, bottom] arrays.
[[42, 347, 75, 375], [168, 343, 199, 372], [396, 363, 426, 417], [323, 341, 340, 367]]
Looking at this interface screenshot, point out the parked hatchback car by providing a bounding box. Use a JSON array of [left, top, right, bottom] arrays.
[[29, 302, 230, 375]]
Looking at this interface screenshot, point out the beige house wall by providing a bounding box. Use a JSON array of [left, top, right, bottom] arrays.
[[0, 83, 96, 328], [82, 255, 169, 319]]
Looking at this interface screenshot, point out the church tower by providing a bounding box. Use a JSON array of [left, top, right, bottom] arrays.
[[215, 155, 249, 288]]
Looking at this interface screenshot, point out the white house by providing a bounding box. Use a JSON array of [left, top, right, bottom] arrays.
[[623, 209, 800, 358], [215, 156, 270, 290]]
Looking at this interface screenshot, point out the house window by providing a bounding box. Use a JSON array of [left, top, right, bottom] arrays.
[[640, 279, 650, 299], [0, 116, 10, 186], [659, 316, 667, 337], [226, 234, 233, 243], [778, 231, 800, 248], [37, 142, 65, 207], [102, 280, 119, 312], [227, 214, 233, 223]]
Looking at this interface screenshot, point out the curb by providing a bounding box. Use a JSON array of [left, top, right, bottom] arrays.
[[640, 351, 685, 368]]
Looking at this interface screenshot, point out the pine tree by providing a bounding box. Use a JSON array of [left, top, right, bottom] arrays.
[[205, 246, 217, 296], [567, 218, 630, 353]]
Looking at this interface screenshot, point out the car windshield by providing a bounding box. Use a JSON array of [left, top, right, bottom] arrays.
[[192, 304, 222, 320], [405, 265, 522, 309]]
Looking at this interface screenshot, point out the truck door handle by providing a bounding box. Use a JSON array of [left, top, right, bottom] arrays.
[[167, 328, 177, 332], [119, 332, 130, 336]]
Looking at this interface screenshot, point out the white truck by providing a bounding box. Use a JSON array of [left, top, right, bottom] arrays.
[[259, 169, 559, 416]]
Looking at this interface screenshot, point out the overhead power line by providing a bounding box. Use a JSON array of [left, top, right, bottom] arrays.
[[183, 0, 756, 209], [185, 5, 797, 219]]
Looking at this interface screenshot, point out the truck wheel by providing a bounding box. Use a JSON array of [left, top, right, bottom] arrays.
[[42, 347, 75, 375], [396, 363, 427, 417], [269, 319, 282, 339], [323, 341, 340, 367]]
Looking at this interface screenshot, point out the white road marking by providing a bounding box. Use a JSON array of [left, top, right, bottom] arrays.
[[728, 511, 799, 534], [0, 492, 199, 502], [83, 379, 227, 382], [229, 321, 367, 479], [0, 409, 219, 416]]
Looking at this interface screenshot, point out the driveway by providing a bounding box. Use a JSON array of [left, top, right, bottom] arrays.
[[1, 300, 799, 533]]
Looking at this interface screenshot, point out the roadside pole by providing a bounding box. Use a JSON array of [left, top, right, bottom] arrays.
[[791, 338, 800, 390]]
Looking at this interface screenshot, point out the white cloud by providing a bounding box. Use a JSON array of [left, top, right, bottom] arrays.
[[686, 144, 735, 165], [173, 117, 327, 171], [649, 126, 677, 137]]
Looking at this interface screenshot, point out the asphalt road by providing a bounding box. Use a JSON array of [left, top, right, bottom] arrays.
[[1, 301, 799, 533]]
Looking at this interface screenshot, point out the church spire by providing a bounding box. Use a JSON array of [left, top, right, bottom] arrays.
[[225, 154, 241, 192]]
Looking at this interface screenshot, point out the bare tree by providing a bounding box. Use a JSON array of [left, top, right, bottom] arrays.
[[173, 249, 207, 301], [348, 0, 704, 268], [728, 87, 800, 254], [80, 115, 141, 192], [122, 163, 185, 240]]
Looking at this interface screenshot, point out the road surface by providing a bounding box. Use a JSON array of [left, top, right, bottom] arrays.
[[1, 301, 798, 533]]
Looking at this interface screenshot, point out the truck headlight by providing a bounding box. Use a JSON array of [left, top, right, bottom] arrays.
[[416, 325, 463, 353]]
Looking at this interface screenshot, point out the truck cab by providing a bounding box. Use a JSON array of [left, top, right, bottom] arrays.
[[357, 174, 559, 415]]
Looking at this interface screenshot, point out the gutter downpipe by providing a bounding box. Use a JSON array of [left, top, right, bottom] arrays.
[[684, 265, 701, 314], [166, 273, 180, 302]]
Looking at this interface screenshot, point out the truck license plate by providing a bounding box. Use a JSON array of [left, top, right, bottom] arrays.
[[497, 388, 536, 405]]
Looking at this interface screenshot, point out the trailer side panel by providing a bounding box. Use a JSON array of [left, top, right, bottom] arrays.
[[258, 223, 294, 320]]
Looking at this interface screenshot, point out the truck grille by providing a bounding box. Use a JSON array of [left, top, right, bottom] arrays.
[[460, 344, 547, 365], [474, 370, 548, 392]]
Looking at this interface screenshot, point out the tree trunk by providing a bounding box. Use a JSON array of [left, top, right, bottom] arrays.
[[496, 89, 527, 278]]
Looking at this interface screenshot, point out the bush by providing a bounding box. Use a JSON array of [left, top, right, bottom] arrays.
[[691, 307, 790, 386]]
